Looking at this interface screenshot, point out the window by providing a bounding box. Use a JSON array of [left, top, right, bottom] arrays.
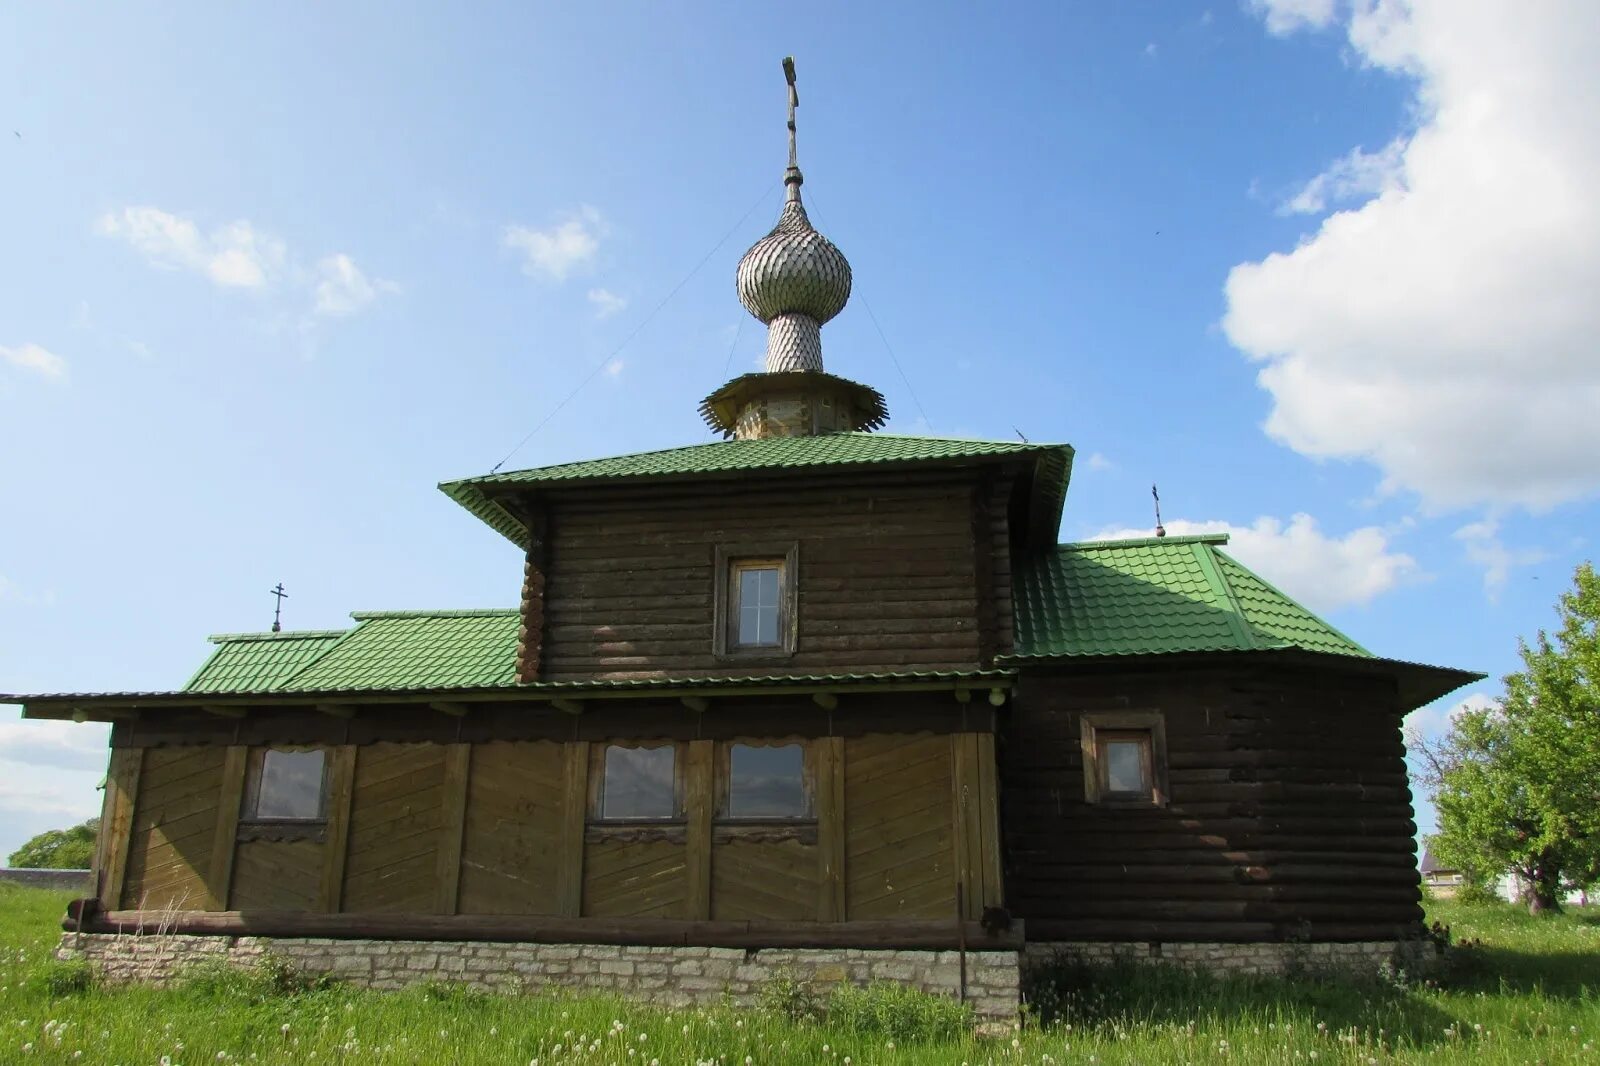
[[724, 742, 809, 819], [713, 542, 799, 657], [597, 744, 679, 821], [1080, 712, 1168, 807], [244, 748, 327, 822]]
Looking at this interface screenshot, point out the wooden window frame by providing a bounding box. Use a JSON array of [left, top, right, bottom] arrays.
[[712, 541, 800, 660], [1080, 711, 1169, 807], [587, 740, 687, 841], [240, 746, 329, 827], [715, 737, 816, 823]]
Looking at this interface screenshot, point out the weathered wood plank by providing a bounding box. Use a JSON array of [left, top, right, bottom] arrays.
[[204, 745, 248, 911], [434, 744, 471, 915], [557, 741, 588, 917], [320, 745, 357, 912], [685, 740, 712, 921], [102, 747, 144, 909], [815, 736, 845, 922]]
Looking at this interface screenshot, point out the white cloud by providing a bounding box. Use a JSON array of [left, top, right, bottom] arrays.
[[0, 720, 111, 774], [1405, 690, 1495, 743], [1083, 452, 1114, 472], [97, 207, 285, 289], [503, 206, 604, 281], [0, 342, 67, 380], [1280, 138, 1406, 214], [587, 287, 628, 318], [1249, 0, 1338, 36], [97, 206, 390, 322], [314, 254, 396, 317], [1227, 1, 1600, 512], [1454, 517, 1547, 599], [1090, 513, 1417, 612], [603, 358, 625, 379]]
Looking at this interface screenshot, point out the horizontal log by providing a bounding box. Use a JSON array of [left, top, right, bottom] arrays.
[[1023, 918, 1422, 943], [72, 908, 1024, 950]]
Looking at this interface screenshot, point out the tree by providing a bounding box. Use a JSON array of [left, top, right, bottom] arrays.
[[6, 818, 99, 870], [1414, 563, 1600, 913]]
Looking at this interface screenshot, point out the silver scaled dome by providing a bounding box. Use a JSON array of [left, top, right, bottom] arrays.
[[736, 187, 852, 373]]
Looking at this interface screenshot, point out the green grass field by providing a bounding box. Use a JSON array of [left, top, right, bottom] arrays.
[[1, 885, 1594, 1064]]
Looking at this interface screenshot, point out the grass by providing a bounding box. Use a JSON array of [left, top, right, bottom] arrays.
[[1, 884, 1595, 1064]]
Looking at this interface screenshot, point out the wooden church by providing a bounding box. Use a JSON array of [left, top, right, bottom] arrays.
[[7, 60, 1476, 1019]]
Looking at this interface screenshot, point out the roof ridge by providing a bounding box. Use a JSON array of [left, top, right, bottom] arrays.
[[1058, 533, 1230, 551], [348, 608, 520, 620], [1190, 541, 1262, 652], [205, 629, 350, 644], [1211, 548, 1372, 657]]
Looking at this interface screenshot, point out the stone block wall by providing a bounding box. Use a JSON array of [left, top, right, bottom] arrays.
[[1024, 939, 1440, 980], [57, 933, 1020, 1025]]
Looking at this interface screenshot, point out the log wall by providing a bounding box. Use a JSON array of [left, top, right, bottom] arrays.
[[530, 472, 994, 680], [1001, 665, 1424, 942]]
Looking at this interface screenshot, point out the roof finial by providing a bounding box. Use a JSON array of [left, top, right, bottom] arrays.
[[270, 582, 288, 632], [783, 56, 802, 200]]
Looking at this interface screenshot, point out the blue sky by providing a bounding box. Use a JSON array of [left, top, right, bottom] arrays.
[[2, 1, 1595, 862]]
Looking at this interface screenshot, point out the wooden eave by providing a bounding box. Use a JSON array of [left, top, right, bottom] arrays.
[[8, 670, 1018, 723]]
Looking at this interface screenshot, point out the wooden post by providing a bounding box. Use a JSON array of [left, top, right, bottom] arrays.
[[815, 736, 846, 921], [318, 745, 357, 913], [101, 747, 144, 910], [204, 745, 248, 911], [974, 732, 1004, 909], [950, 735, 978, 920], [557, 741, 589, 917], [685, 739, 714, 921], [435, 743, 471, 915]]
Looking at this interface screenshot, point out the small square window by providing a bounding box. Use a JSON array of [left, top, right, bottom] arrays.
[[598, 744, 679, 821], [1081, 712, 1168, 807], [245, 748, 327, 822], [713, 543, 798, 658], [725, 742, 809, 819]]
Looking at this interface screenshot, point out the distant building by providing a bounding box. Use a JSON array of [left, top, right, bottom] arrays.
[[1419, 846, 1464, 897]]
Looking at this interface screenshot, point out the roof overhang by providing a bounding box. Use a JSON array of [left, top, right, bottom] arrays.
[[6, 669, 1019, 723], [1000, 647, 1482, 713]]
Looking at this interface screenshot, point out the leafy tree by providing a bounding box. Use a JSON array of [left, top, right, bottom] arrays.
[[6, 818, 99, 870], [1414, 563, 1600, 913]]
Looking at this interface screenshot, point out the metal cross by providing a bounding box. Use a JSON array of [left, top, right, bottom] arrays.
[[270, 582, 288, 633], [1152, 485, 1166, 539], [783, 56, 799, 172]]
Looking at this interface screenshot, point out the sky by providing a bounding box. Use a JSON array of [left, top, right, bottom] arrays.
[[2, 1, 1597, 864]]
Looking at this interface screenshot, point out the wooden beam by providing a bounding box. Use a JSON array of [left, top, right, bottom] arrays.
[[316, 703, 356, 719], [680, 695, 709, 713], [685, 739, 713, 921], [430, 701, 470, 717], [811, 692, 838, 711], [201, 704, 245, 719], [204, 745, 248, 911], [76, 910, 1027, 951], [950, 734, 977, 920], [551, 697, 584, 715], [434, 744, 471, 916], [101, 747, 144, 910], [556, 741, 589, 916], [318, 745, 357, 913], [974, 732, 1003, 910], [815, 736, 846, 922]]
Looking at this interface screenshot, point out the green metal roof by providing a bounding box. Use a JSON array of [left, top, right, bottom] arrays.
[[440, 433, 1073, 549], [1008, 534, 1370, 660], [185, 630, 347, 693]]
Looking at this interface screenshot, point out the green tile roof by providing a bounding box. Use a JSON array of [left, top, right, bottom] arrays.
[[440, 433, 1073, 548], [1008, 534, 1370, 660], [184, 631, 347, 693]]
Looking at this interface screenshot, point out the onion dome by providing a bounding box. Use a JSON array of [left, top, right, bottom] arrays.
[[701, 57, 887, 441]]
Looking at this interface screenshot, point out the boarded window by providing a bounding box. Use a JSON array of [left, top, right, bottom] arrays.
[[600, 745, 678, 820], [726, 743, 808, 819], [245, 748, 327, 821]]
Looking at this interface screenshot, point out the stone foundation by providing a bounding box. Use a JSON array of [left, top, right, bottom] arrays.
[[57, 933, 1020, 1024], [1024, 939, 1440, 979]]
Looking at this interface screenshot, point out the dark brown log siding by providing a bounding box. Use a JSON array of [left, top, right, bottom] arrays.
[[1002, 665, 1423, 942], [533, 472, 991, 680]]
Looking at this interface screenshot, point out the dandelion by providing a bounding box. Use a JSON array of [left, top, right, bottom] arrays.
[[280, 1024, 291, 1036]]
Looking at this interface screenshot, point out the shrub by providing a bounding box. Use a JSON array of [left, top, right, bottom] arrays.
[[757, 966, 824, 1024], [826, 980, 972, 1042], [40, 959, 92, 997], [180, 954, 335, 1002]]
